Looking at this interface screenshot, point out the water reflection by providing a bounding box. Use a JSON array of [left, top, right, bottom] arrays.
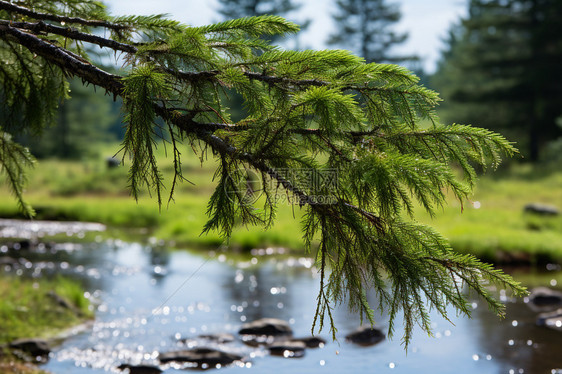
[[1, 232, 562, 373]]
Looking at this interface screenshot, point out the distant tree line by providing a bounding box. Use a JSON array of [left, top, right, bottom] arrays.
[[18, 0, 561, 163], [431, 0, 562, 162]]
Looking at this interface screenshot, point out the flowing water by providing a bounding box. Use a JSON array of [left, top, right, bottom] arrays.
[[1, 220, 561, 373]]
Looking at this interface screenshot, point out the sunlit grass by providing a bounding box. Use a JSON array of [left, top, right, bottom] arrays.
[[1, 143, 562, 261], [414, 165, 562, 263], [0, 275, 92, 343]]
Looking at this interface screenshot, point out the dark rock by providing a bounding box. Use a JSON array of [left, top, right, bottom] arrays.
[[527, 287, 562, 311], [198, 333, 235, 344], [117, 364, 163, 374], [537, 308, 562, 331], [159, 347, 242, 368], [537, 308, 562, 326], [268, 341, 306, 358], [524, 203, 559, 216], [289, 336, 326, 348], [239, 334, 280, 347], [9, 338, 51, 358], [238, 318, 293, 337], [345, 326, 385, 347], [13, 240, 32, 250], [106, 156, 121, 168]]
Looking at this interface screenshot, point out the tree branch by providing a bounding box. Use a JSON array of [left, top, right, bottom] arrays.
[[0, 23, 124, 95], [0, 19, 137, 53], [0, 0, 130, 30]]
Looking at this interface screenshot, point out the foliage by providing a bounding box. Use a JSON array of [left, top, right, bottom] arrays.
[[216, 0, 309, 46], [0, 0, 527, 347], [328, 0, 417, 64], [0, 275, 91, 343], [16, 78, 123, 159], [431, 0, 562, 161]]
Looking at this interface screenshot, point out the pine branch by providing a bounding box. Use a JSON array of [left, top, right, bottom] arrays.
[[0, 132, 35, 216], [0, 23, 124, 94], [0, 19, 137, 53], [0, 0, 128, 30]]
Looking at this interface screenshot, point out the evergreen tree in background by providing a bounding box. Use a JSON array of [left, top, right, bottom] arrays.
[[0, 0, 526, 345], [15, 78, 122, 159], [431, 0, 562, 162], [328, 0, 418, 65]]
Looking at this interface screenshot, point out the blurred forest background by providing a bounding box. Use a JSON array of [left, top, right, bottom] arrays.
[[13, 0, 562, 164], [2, 0, 562, 262]]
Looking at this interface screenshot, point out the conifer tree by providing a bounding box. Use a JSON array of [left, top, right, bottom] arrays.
[[431, 0, 562, 161], [328, 0, 417, 64], [0, 0, 526, 346]]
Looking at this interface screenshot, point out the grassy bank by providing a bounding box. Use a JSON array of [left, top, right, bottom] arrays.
[[0, 275, 92, 343], [416, 165, 562, 264], [0, 360, 49, 374], [0, 275, 91, 374], [1, 145, 562, 263]]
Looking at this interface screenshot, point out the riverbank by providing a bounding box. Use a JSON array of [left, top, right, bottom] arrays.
[[0, 274, 92, 374], [1, 152, 561, 264]]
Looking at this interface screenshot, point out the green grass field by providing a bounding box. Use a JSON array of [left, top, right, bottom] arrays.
[[1, 143, 562, 263], [0, 275, 92, 343]]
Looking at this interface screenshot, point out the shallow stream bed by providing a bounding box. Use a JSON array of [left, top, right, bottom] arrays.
[[1, 220, 561, 373]]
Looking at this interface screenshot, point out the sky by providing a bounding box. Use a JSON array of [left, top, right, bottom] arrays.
[[108, 0, 468, 73]]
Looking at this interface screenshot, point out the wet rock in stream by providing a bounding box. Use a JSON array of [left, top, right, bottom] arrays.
[[238, 318, 293, 336], [345, 326, 385, 346], [536, 308, 562, 331], [117, 363, 163, 374], [288, 336, 326, 348], [9, 338, 51, 360], [198, 333, 235, 344], [238, 318, 293, 346], [527, 287, 562, 311], [159, 347, 243, 368], [268, 340, 306, 358]]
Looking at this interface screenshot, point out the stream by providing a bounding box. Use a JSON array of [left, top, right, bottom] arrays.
[[1, 220, 562, 373]]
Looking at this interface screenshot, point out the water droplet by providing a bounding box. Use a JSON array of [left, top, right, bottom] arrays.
[[471, 302, 478, 309], [486, 354, 492, 360], [473, 201, 481, 209], [556, 320, 562, 328], [444, 330, 451, 337], [472, 354, 479, 361], [389, 362, 396, 369], [508, 339, 515, 346], [551, 279, 558, 287], [526, 340, 533, 346], [320, 360, 325, 366], [511, 320, 518, 327]]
